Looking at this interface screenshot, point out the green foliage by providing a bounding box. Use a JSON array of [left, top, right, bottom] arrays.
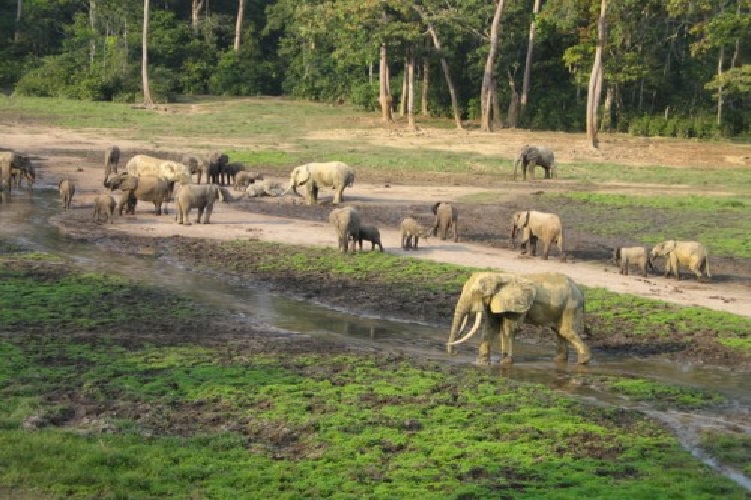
[[595, 376, 725, 410], [700, 431, 751, 476]]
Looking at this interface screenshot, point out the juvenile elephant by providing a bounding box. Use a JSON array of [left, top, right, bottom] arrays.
[[511, 210, 565, 261], [234, 171, 264, 191], [329, 207, 360, 253], [104, 146, 120, 179], [401, 217, 429, 250], [651, 240, 711, 281], [288, 161, 355, 205], [59, 179, 75, 210], [357, 225, 384, 252], [174, 183, 229, 225], [0, 151, 32, 196], [513, 145, 556, 180], [613, 247, 653, 276], [92, 194, 116, 224], [181, 155, 204, 184], [105, 173, 171, 216], [431, 202, 459, 242], [446, 272, 590, 365], [206, 151, 229, 185]]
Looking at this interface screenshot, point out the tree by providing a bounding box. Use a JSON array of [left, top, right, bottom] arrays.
[[379, 43, 393, 122], [234, 0, 246, 51], [481, 0, 507, 132], [142, 0, 154, 106], [191, 0, 204, 34], [586, 0, 607, 148], [520, 0, 543, 118], [15, 0, 22, 42]]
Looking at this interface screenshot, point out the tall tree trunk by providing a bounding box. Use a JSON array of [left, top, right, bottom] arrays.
[[399, 59, 408, 117], [481, 0, 506, 132], [192, 0, 205, 34], [89, 1, 96, 67], [407, 51, 416, 131], [379, 44, 393, 123], [425, 25, 462, 129], [586, 0, 607, 149], [234, 0, 245, 51], [520, 0, 542, 116], [716, 46, 724, 126], [506, 73, 519, 128], [421, 56, 429, 115], [14, 0, 22, 42], [142, 0, 154, 107], [491, 76, 502, 129]]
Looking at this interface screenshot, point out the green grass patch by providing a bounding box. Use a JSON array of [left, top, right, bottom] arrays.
[[593, 376, 726, 410], [700, 431, 751, 476]]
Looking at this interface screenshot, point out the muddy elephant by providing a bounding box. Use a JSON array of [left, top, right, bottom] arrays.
[[513, 145, 556, 181], [357, 225, 384, 252], [446, 271, 590, 365], [288, 161, 355, 205], [431, 202, 459, 242], [1, 151, 33, 197], [329, 207, 360, 253], [174, 183, 230, 225], [651, 240, 711, 281], [104, 146, 120, 179], [234, 170, 264, 191], [613, 247, 653, 277], [58, 179, 75, 210], [511, 210, 565, 261], [401, 217, 429, 250], [105, 173, 171, 216], [206, 152, 229, 185], [92, 194, 117, 224]]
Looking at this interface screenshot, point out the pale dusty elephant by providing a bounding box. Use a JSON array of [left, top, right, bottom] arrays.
[[125, 155, 192, 183], [234, 171, 264, 191], [92, 194, 117, 224], [431, 202, 459, 242], [651, 240, 711, 281], [446, 272, 590, 365], [613, 247, 653, 277], [511, 210, 565, 261], [513, 145, 556, 180], [104, 146, 120, 179], [174, 183, 230, 225], [105, 173, 171, 216], [59, 179, 75, 210], [329, 207, 360, 253], [400, 217, 429, 250], [288, 161, 355, 205]]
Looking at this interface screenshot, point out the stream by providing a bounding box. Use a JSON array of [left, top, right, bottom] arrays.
[[3, 189, 750, 490]]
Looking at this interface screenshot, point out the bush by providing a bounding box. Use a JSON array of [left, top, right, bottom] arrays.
[[349, 81, 378, 111]]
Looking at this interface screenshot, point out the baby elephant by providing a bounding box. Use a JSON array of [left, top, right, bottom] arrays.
[[357, 225, 384, 252], [613, 246, 653, 276], [92, 194, 117, 224], [59, 179, 75, 210], [401, 217, 429, 250]]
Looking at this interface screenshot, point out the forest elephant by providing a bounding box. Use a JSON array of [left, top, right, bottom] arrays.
[[431, 202, 459, 242], [125, 155, 192, 183], [105, 173, 171, 216], [613, 247, 653, 277], [513, 145, 556, 181], [181, 155, 205, 184], [174, 183, 230, 225], [400, 217, 429, 250], [58, 179, 75, 210], [357, 225, 384, 252], [1, 151, 33, 196], [104, 146, 120, 179], [206, 151, 229, 185], [92, 194, 117, 224], [446, 272, 591, 366], [234, 171, 264, 191], [651, 240, 711, 281], [288, 161, 355, 205], [511, 210, 565, 261], [329, 207, 361, 253]]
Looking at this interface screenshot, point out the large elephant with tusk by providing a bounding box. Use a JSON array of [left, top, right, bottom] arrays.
[[446, 272, 590, 366]]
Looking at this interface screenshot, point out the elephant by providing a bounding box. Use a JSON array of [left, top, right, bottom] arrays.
[[329, 207, 360, 253], [125, 155, 191, 183], [400, 217, 429, 250], [0, 151, 33, 197], [58, 179, 75, 210], [206, 151, 229, 185], [174, 183, 230, 225], [246, 180, 284, 198], [357, 225, 384, 252], [288, 161, 355, 205], [234, 170, 264, 191], [431, 202, 459, 242], [513, 145, 556, 181], [651, 240, 711, 281], [92, 194, 117, 224], [613, 247, 654, 277], [511, 210, 565, 261], [181, 155, 205, 184], [104, 146, 120, 179], [446, 271, 591, 365], [105, 173, 171, 216]]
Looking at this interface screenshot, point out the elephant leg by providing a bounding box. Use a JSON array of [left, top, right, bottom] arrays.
[[204, 206, 213, 224], [541, 240, 551, 260], [554, 334, 569, 363], [670, 255, 680, 280], [333, 187, 343, 205], [557, 317, 590, 365], [499, 319, 514, 365], [623, 258, 629, 276]]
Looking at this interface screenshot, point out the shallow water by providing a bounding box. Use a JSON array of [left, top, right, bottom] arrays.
[[3, 189, 750, 489]]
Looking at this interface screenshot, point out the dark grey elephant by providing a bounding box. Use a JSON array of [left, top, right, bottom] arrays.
[[513, 145, 556, 180], [206, 152, 229, 185], [104, 146, 120, 179], [105, 173, 171, 216]]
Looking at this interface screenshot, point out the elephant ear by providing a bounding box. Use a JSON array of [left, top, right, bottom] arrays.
[[488, 276, 536, 314]]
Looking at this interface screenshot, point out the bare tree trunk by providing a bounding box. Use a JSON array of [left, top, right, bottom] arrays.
[[234, 0, 245, 51], [14, 0, 22, 42], [520, 0, 542, 115], [586, 0, 606, 148], [481, 0, 506, 132], [192, 0, 205, 34], [399, 59, 408, 117], [425, 25, 462, 129], [407, 51, 416, 131], [716, 46, 724, 126], [142, 0, 154, 107], [421, 56, 429, 115], [89, 1, 96, 67], [601, 86, 613, 132], [507, 73, 519, 128], [491, 76, 502, 129], [379, 44, 393, 123]]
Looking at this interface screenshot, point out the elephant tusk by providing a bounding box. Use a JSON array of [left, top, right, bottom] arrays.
[[447, 311, 482, 346]]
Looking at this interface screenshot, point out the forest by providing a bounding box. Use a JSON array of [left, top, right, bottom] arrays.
[[1, 0, 749, 137]]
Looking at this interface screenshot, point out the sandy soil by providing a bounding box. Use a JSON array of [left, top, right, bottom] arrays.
[[3, 123, 751, 318]]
